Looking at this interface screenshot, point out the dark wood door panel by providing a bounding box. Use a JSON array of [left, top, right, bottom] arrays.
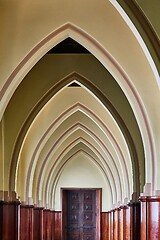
[[66, 190, 96, 240]]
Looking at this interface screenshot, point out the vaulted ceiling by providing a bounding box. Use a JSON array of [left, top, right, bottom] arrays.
[[0, 0, 159, 210]]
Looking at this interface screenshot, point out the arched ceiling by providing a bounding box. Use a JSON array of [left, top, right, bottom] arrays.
[[8, 53, 142, 209], [16, 79, 133, 208], [0, 0, 159, 207]]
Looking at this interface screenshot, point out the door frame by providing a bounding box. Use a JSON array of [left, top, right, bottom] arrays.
[[61, 188, 102, 240]]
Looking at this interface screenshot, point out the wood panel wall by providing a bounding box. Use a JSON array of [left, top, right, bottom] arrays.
[[101, 212, 110, 240], [122, 205, 132, 240], [20, 205, 34, 240], [140, 196, 160, 240], [140, 197, 147, 239], [0, 200, 20, 240], [54, 211, 62, 240], [101, 202, 141, 240], [43, 209, 52, 239], [33, 207, 44, 239], [20, 206, 61, 240], [110, 210, 114, 239], [1, 198, 160, 239], [132, 202, 140, 240], [118, 208, 123, 240], [51, 210, 55, 238], [113, 208, 118, 240]]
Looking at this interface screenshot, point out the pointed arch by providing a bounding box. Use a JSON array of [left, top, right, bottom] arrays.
[[6, 21, 155, 197], [49, 149, 114, 210], [35, 122, 124, 204], [10, 72, 141, 201]]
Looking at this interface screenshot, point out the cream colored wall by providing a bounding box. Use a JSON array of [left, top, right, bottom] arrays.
[[54, 152, 112, 211], [0, 0, 159, 117], [32, 109, 126, 207], [4, 55, 144, 194], [17, 85, 133, 208], [0, 0, 159, 92], [0, 0, 159, 204]]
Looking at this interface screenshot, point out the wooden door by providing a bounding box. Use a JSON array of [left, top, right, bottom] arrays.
[[62, 189, 100, 240]]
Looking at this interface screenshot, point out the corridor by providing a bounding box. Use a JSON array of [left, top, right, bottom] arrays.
[[0, 0, 160, 239]]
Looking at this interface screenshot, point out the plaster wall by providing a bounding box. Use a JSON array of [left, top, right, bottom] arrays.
[[54, 152, 112, 211]]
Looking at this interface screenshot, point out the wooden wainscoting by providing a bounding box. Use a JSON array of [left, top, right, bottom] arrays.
[[0, 200, 20, 240]]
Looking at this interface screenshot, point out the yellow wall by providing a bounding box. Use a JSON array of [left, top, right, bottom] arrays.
[[55, 153, 112, 211], [4, 54, 145, 195], [0, 0, 159, 207]]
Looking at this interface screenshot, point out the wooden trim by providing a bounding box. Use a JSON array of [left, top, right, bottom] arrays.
[[62, 190, 67, 240], [96, 189, 102, 240], [139, 196, 160, 202]]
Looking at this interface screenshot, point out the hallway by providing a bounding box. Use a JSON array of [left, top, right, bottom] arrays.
[[0, 0, 160, 239]]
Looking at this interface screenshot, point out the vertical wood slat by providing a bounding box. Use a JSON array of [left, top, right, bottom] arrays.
[[51, 210, 55, 239], [129, 204, 133, 240], [118, 208, 123, 240], [20, 205, 34, 240], [113, 208, 119, 240], [140, 197, 147, 240], [0, 200, 20, 240], [54, 211, 62, 240], [110, 210, 114, 240], [140, 196, 160, 240], [96, 189, 102, 240], [43, 209, 52, 240], [33, 207, 44, 240], [43, 209, 47, 240], [132, 202, 140, 240], [128, 204, 132, 240], [20, 205, 56, 240], [123, 205, 131, 240], [101, 212, 110, 240], [148, 200, 160, 240]]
